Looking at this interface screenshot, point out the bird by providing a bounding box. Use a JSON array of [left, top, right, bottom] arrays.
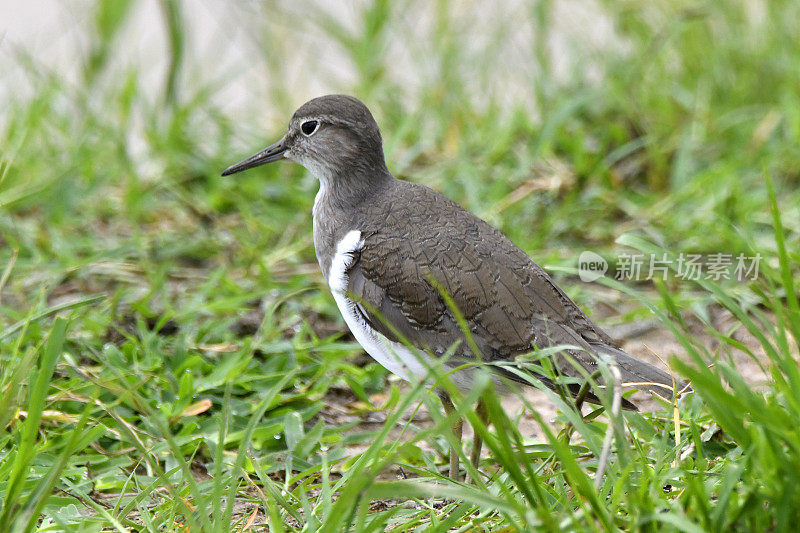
[[222, 94, 683, 481]]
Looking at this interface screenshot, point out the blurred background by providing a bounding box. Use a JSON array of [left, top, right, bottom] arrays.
[[2, 0, 797, 320], [1, 1, 799, 529]]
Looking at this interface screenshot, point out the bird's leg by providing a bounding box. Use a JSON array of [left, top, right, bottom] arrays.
[[440, 394, 463, 481], [573, 379, 593, 413], [562, 369, 605, 442], [468, 398, 489, 481], [573, 369, 604, 412]]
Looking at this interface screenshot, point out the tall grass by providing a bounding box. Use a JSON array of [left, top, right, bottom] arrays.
[[1, 0, 799, 530]]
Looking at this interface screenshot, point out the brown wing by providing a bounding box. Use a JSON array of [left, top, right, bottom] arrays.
[[347, 252, 609, 403], [348, 180, 679, 398]]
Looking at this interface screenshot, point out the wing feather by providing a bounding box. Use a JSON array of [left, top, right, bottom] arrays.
[[342, 180, 681, 402]]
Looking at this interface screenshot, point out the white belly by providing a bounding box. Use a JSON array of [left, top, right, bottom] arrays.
[[328, 230, 431, 381]]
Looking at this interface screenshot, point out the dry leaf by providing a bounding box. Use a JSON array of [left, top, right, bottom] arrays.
[[179, 399, 212, 418]]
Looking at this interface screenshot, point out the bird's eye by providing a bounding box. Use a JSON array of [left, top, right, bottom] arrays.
[[301, 120, 319, 136]]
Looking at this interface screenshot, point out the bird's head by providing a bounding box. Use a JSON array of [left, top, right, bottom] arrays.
[[222, 94, 387, 183]]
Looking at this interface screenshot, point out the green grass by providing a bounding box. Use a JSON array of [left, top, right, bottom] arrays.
[[1, 1, 800, 530]]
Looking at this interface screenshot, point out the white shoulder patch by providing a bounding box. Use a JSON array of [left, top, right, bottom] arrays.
[[328, 230, 363, 292]]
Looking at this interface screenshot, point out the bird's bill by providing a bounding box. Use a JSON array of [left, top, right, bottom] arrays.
[[221, 136, 288, 176]]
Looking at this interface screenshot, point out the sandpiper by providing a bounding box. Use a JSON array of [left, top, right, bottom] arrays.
[[222, 95, 681, 480]]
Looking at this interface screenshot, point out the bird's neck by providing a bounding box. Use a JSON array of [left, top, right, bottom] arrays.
[[311, 165, 394, 277], [315, 164, 393, 212]]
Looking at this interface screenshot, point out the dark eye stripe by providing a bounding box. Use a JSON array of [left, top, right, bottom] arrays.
[[301, 120, 319, 136]]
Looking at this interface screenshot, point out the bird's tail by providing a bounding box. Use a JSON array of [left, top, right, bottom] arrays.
[[592, 344, 687, 400]]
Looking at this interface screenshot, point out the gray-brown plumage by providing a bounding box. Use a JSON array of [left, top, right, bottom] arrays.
[[223, 94, 683, 479], [346, 182, 676, 396]]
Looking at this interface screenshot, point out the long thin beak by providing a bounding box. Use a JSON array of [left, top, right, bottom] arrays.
[[221, 136, 288, 176]]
